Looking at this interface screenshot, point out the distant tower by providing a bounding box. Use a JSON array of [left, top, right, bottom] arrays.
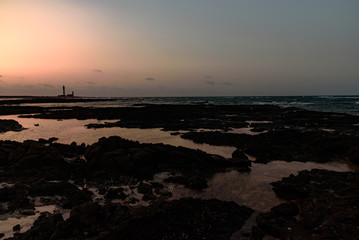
[[63, 85, 65, 96]]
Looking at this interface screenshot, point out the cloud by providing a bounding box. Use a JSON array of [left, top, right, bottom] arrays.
[[145, 77, 155, 81], [204, 75, 215, 85], [0, 75, 2, 78], [205, 80, 215, 85], [86, 81, 96, 85], [93, 69, 103, 73]]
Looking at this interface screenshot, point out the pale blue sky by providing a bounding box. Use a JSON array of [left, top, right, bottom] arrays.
[[1, 0, 358, 96]]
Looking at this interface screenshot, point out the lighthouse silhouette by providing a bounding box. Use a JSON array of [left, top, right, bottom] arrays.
[[59, 85, 74, 97]]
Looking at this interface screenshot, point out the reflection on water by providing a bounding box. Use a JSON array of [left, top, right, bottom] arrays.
[[0, 115, 235, 158], [167, 161, 351, 213]]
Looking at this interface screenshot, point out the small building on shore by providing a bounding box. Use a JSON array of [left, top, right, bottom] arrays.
[[58, 85, 74, 98]]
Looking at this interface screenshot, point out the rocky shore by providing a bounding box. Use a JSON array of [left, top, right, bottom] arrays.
[[1, 103, 359, 239], [0, 136, 251, 239]]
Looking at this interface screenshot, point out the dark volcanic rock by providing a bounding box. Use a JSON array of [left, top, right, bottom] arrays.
[[232, 148, 249, 160], [256, 202, 299, 238], [0, 186, 34, 213], [28, 182, 79, 197], [26, 181, 92, 209], [0, 119, 23, 133], [105, 187, 127, 201], [256, 169, 359, 240], [137, 182, 156, 200], [85, 136, 246, 189], [14, 198, 253, 240], [182, 129, 359, 164], [13, 224, 21, 231], [8, 141, 66, 170]]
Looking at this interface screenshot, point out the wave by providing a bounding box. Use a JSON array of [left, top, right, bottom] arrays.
[[317, 96, 359, 100]]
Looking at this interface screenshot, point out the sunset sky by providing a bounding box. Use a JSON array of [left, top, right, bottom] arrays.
[[1, 0, 358, 97]]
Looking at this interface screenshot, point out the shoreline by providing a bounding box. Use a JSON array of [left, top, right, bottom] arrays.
[[1, 103, 359, 239]]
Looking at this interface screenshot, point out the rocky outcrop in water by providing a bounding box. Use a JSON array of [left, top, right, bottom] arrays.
[[0, 119, 23, 133]]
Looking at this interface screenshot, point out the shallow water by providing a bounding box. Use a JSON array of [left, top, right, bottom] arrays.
[[165, 161, 351, 213], [0, 115, 235, 158]]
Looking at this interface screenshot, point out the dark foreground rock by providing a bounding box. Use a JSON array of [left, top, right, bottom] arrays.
[[13, 198, 253, 240], [0, 119, 23, 133], [0, 136, 249, 216], [255, 169, 359, 240], [85, 136, 250, 189], [2, 136, 249, 189]]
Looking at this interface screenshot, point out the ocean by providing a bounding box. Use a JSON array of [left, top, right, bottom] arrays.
[[5, 95, 359, 116]]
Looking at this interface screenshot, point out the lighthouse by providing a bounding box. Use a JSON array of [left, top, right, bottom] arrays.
[[58, 85, 74, 97]]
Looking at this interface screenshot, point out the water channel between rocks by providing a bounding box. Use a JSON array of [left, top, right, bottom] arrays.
[[0, 115, 354, 238]]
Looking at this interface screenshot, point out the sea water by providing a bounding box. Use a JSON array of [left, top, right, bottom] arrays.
[[3, 95, 359, 116]]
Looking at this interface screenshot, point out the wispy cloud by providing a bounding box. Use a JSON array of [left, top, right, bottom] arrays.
[[0, 75, 2, 78], [86, 81, 96, 85], [219, 81, 234, 86], [204, 75, 215, 85], [93, 69, 103, 73], [145, 77, 155, 81], [205, 80, 215, 85]]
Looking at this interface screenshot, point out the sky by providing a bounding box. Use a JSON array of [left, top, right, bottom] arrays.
[[0, 0, 359, 97]]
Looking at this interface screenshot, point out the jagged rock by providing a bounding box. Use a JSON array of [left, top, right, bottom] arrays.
[[104, 188, 127, 201], [16, 199, 253, 240], [8, 141, 65, 170], [256, 202, 299, 238]]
